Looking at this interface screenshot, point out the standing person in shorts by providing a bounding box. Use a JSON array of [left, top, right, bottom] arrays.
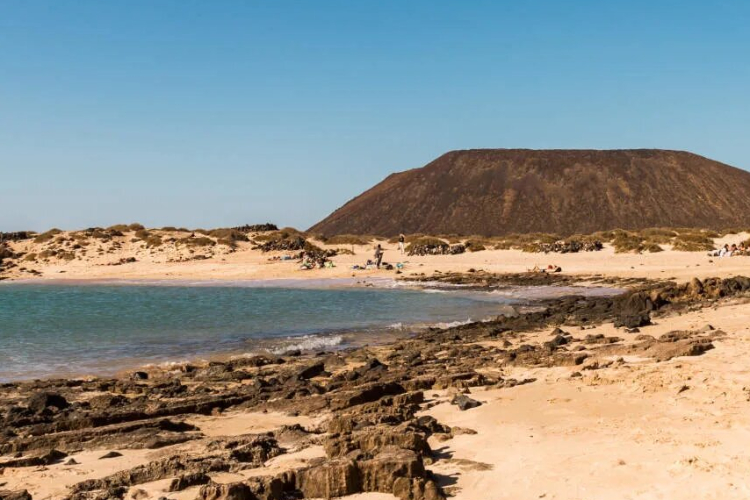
[[398, 233, 406, 255]]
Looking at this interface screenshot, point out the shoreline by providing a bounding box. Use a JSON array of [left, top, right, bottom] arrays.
[[4, 229, 750, 287], [4, 273, 748, 499], [0, 274, 625, 384]]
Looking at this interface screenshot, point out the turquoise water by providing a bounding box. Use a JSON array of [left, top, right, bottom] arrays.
[[0, 282, 525, 381]]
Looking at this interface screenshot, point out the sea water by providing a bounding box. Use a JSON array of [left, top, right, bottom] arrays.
[[0, 280, 616, 381]]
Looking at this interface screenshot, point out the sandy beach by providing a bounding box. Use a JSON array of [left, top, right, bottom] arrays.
[[5, 229, 750, 499], [3, 229, 750, 284], [3, 246, 750, 498]]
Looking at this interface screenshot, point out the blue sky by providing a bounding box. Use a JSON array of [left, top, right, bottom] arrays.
[[1, 1, 748, 232]]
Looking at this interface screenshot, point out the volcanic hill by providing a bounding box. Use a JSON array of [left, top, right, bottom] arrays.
[[310, 149, 750, 237]]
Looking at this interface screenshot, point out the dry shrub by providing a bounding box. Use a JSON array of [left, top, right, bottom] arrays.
[[492, 233, 559, 250], [588, 230, 619, 242], [612, 232, 645, 253], [34, 229, 62, 243], [464, 238, 490, 252], [38, 249, 56, 259], [179, 237, 215, 247], [59, 251, 76, 261], [671, 235, 715, 251], [145, 235, 163, 248], [387, 233, 426, 244], [406, 236, 446, 249], [493, 240, 514, 250], [279, 227, 305, 236], [128, 223, 145, 231], [642, 242, 664, 253], [325, 234, 373, 245], [639, 227, 678, 238], [436, 234, 463, 244], [107, 224, 130, 232], [254, 229, 305, 243], [674, 228, 720, 239], [24, 253, 37, 262], [134, 229, 151, 240], [207, 229, 250, 243]]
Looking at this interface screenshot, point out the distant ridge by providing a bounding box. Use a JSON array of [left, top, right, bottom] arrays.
[[310, 149, 750, 237]]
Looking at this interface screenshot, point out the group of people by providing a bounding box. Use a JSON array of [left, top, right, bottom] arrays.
[[710, 242, 750, 257]]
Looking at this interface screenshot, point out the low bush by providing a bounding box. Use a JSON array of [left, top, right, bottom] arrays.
[[38, 249, 57, 259], [59, 251, 76, 261], [639, 227, 677, 238], [325, 234, 373, 245], [34, 228, 62, 243], [671, 231, 716, 252], [207, 228, 250, 243], [642, 243, 664, 253], [179, 236, 216, 247], [672, 238, 715, 252], [465, 238, 490, 252], [144, 235, 163, 248], [612, 232, 645, 253], [232, 223, 278, 233]]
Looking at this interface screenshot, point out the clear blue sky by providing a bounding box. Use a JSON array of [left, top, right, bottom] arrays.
[[1, 1, 748, 232]]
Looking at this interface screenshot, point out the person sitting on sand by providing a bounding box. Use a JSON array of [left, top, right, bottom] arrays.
[[718, 244, 730, 257], [730, 244, 738, 257]]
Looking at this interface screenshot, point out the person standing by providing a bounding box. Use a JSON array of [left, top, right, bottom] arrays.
[[398, 233, 406, 255], [374, 244, 384, 269]]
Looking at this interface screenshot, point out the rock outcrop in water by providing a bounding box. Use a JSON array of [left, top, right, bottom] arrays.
[[310, 149, 750, 236]]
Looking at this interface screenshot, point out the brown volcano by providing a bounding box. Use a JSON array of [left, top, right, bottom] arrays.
[[310, 149, 750, 237]]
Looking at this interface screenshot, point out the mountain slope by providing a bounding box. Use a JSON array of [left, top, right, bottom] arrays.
[[310, 149, 750, 237]]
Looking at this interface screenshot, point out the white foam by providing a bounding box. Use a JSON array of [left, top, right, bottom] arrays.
[[433, 318, 474, 329], [270, 334, 344, 354]]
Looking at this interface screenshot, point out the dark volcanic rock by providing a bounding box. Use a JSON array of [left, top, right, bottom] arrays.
[[27, 392, 69, 413], [0, 491, 32, 500], [450, 394, 482, 411]]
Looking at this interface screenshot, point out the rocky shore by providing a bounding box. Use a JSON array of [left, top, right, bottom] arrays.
[[2, 274, 750, 500]]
